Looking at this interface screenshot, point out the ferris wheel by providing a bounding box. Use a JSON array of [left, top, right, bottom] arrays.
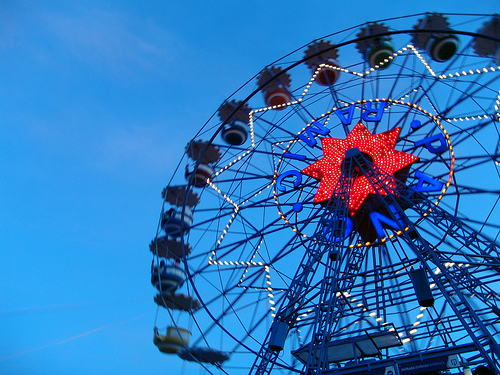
[[150, 13, 500, 375]]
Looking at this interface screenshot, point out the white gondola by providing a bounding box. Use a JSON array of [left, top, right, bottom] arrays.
[[161, 206, 193, 237]]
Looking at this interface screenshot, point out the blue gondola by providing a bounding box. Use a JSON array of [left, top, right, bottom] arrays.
[[221, 119, 248, 146], [161, 206, 193, 237], [151, 263, 186, 292]]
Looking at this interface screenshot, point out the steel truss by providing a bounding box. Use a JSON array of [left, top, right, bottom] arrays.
[[252, 149, 500, 375]]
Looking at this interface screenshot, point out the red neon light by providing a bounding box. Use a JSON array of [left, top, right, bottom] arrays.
[[301, 121, 419, 215]]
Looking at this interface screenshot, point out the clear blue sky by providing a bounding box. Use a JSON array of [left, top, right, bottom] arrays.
[[1, 1, 498, 375]]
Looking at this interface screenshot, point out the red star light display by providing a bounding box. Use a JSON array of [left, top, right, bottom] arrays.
[[301, 121, 419, 215]]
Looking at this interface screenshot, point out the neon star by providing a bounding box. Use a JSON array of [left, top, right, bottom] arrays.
[[301, 121, 419, 215]]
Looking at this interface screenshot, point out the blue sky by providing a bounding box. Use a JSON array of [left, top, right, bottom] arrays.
[[1, 1, 499, 375]]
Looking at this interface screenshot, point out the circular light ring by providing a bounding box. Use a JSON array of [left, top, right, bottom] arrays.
[[272, 98, 455, 247]]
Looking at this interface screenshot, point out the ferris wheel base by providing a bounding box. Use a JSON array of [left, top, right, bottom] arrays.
[[298, 343, 476, 374], [292, 329, 400, 365]]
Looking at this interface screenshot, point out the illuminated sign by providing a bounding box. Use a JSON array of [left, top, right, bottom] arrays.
[[301, 121, 419, 215], [273, 99, 455, 245]]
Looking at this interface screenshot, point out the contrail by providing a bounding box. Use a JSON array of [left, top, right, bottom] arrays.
[[0, 310, 154, 362]]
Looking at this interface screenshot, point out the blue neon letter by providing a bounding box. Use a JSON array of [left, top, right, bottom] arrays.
[[322, 217, 353, 243], [298, 121, 330, 147], [335, 104, 355, 125], [415, 134, 447, 154], [369, 205, 404, 238], [413, 171, 444, 192], [276, 170, 302, 192], [362, 101, 387, 122]]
